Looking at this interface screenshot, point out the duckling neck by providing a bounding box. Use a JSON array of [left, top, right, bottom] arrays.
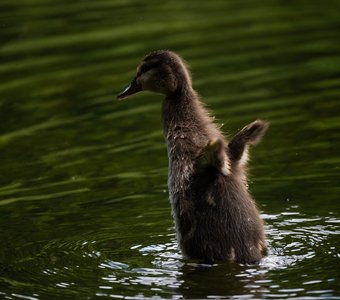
[[162, 86, 204, 133]]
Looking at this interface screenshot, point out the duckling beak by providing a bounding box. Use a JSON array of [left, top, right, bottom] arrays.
[[117, 78, 142, 100]]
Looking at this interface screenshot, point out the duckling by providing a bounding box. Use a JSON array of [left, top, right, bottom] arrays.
[[117, 50, 268, 264]]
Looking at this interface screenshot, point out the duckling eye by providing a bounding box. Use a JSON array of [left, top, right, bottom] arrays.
[[140, 64, 153, 74], [138, 62, 161, 76]]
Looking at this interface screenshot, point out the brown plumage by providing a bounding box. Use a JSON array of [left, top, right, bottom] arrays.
[[117, 50, 269, 264]]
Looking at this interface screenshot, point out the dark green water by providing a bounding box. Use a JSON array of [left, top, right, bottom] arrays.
[[1, 0, 340, 299]]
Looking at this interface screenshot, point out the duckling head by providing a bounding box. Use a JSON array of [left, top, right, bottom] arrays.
[[117, 50, 192, 100]]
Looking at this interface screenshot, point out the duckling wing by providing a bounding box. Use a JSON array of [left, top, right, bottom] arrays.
[[228, 120, 269, 166], [196, 138, 230, 176]]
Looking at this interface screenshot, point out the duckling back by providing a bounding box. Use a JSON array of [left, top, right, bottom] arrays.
[[164, 97, 268, 263]]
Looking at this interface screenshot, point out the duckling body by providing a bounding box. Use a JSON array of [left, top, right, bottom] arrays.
[[118, 50, 268, 264]]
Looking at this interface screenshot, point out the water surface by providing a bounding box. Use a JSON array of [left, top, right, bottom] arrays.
[[0, 0, 340, 299]]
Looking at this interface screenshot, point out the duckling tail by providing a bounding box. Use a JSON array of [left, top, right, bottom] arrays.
[[228, 120, 269, 166]]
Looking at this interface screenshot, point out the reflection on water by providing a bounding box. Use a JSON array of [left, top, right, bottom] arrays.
[[1, 0, 340, 299], [80, 208, 339, 299]]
